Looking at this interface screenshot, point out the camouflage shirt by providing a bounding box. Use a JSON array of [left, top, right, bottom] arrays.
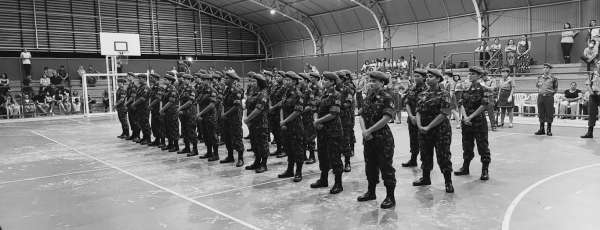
[[416, 87, 453, 124], [459, 81, 489, 126], [361, 87, 394, 139], [246, 89, 269, 130], [317, 86, 343, 137], [282, 85, 304, 128], [403, 84, 427, 116], [223, 82, 244, 118]]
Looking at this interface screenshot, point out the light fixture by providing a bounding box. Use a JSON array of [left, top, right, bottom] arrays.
[[269, 9, 276, 15]]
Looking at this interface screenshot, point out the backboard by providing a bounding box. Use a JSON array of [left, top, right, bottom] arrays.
[[100, 32, 141, 56]]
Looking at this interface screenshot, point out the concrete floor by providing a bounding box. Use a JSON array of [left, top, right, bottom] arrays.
[[1, 116, 599, 230]]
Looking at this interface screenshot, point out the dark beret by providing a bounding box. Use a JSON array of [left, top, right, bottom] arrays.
[[182, 74, 194, 80], [164, 74, 176, 81], [543, 63, 553, 69], [262, 71, 274, 77], [197, 69, 208, 74], [444, 71, 453, 76], [368, 71, 389, 84], [165, 71, 176, 77], [225, 71, 240, 80], [322, 71, 340, 82], [176, 72, 185, 78], [117, 78, 127, 83], [284, 71, 301, 80], [309, 72, 320, 78], [427, 69, 444, 82], [298, 72, 310, 80], [200, 74, 212, 80], [247, 71, 256, 77], [468, 66, 486, 75], [414, 69, 428, 77], [252, 73, 266, 83], [276, 71, 286, 77], [136, 73, 147, 79]]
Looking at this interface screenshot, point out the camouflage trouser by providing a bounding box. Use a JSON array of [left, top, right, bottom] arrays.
[[282, 123, 305, 163], [137, 108, 151, 139], [340, 110, 355, 157], [165, 112, 179, 140], [317, 132, 343, 174], [128, 107, 139, 137], [419, 119, 453, 174], [117, 108, 129, 135], [364, 135, 396, 187], [200, 115, 217, 148], [269, 113, 281, 148], [249, 126, 269, 159], [216, 103, 223, 136], [302, 114, 316, 152], [461, 123, 491, 164], [181, 113, 197, 145], [151, 111, 162, 139], [407, 121, 420, 160], [223, 114, 244, 153]]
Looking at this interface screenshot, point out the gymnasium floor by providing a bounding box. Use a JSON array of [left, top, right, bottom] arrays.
[[1, 115, 599, 230]]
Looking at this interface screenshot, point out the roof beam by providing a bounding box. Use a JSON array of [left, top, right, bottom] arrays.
[[349, 0, 391, 49], [162, 0, 269, 56], [247, 0, 324, 55]]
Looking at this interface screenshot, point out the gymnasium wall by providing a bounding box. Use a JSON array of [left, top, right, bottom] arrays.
[[0, 0, 261, 56]]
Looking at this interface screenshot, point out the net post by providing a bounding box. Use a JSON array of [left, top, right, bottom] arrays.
[[82, 73, 89, 117]]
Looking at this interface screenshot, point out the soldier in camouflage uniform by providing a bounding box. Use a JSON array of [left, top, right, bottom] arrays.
[[269, 72, 286, 157], [311, 71, 344, 195], [337, 70, 356, 172], [401, 69, 428, 167], [196, 73, 220, 161], [176, 74, 198, 156], [244, 73, 270, 173], [175, 72, 186, 139], [304, 72, 321, 164], [148, 73, 164, 148], [413, 69, 455, 193], [220, 71, 245, 167], [115, 78, 130, 139], [277, 71, 306, 182], [131, 74, 151, 145], [125, 73, 139, 142], [213, 71, 225, 145], [160, 73, 180, 152], [244, 72, 258, 140], [357, 71, 396, 209], [454, 66, 491, 181]]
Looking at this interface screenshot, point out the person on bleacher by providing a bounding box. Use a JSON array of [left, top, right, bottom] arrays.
[[581, 60, 600, 138], [559, 82, 582, 119], [534, 63, 558, 136]]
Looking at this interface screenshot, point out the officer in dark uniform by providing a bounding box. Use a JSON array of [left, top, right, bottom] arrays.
[[337, 70, 356, 172], [357, 71, 396, 209], [277, 71, 306, 182], [115, 78, 130, 139], [220, 71, 245, 167], [269, 71, 286, 157], [534, 63, 558, 136], [244, 73, 270, 173], [148, 73, 164, 147], [176, 74, 198, 156], [159, 73, 180, 152], [196, 73, 219, 161], [454, 66, 491, 180], [401, 69, 428, 167], [125, 72, 139, 141], [413, 69, 454, 193], [131, 74, 151, 145], [311, 71, 344, 194]]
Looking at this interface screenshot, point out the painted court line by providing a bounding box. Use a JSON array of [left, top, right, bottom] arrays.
[[501, 163, 600, 230], [30, 130, 263, 230], [0, 167, 112, 185]]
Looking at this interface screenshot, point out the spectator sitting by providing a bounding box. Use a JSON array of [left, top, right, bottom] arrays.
[[62, 89, 72, 113], [87, 95, 97, 113], [6, 94, 21, 118], [102, 89, 109, 112], [22, 93, 36, 117], [35, 91, 50, 115], [588, 20, 600, 53], [57, 65, 69, 88], [475, 40, 490, 67], [47, 67, 62, 86], [0, 73, 9, 96], [22, 75, 33, 97], [40, 70, 51, 88], [71, 91, 81, 113], [0, 93, 5, 117], [560, 82, 582, 119], [581, 40, 598, 71]]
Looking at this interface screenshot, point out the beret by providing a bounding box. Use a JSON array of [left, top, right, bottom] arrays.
[[309, 72, 320, 78], [543, 63, 553, 69], [276, 71, 286, 77], [164, 74, 176, 81], [263, 71, 274, 77], [468, 66, 486, 75], [136, 73, 147, 79], [284, 71, 301, 80], [414, 69, 428, 77], [225, 71, 240, 80], [368, 71, 389, 85], [212, 72, 223, 79], [252, 73, 266, 83], [444, 70, 453, 76], [247, 71, 256, 77], [182, 74, 194, 80], [427, 69, 444, 82], [200, 73, 212, 80], [298, 72, 310, 80], [197, 69, 208, 74], [322, 71, 340, 82], [176, 72, 185, 78]]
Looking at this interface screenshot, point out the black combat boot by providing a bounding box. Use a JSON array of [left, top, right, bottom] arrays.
[[235, 151, 244, 167], [208, 144, 220, 161], [310, 171, 329, 188], [199, 145, 212, 159], [480, 162, 490, 181], [220, 150, 235, 163], [546, 123, 553, 136], [149, 138, 160, 146], [357, 182, 376, 202], [329, 173, 343, 194], [581, 126, 594, 138], [125, 135, 135, 141], [276, 150, 287, 158], [132, 137, 141, 143], [117, 132, 125, 139], [177, 141, 191, 154], [454, 159, 471, 176], [245, 157, 259, 170], [255, 156, 268, 173], [305, 150, 316, 164], [343, 156, 351, 172], [401, 153, 418, 167], [278, 161, 295, 178], [444, 172, 454, 193], [187, 144, 199, 157], [140, 137, 150, 145], [161, 139, 171, 151], [157, 138, 166, 149], [412, 170, 431, 186], [293, 162, 303, 182], [534, 122, 546, 135], [168, 141, 179, 152], [380, 184, 396, 209]]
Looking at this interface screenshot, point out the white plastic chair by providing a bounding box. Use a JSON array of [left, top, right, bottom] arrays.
[[512, 93, 528, 116], [554, 93, 564, 116], [521, 93, 538, 116]]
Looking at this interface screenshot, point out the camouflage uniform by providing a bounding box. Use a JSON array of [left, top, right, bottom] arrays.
[[180, 83, 197, 150], [222, 81, 244, 157], [197, 83, 219, 159], [403, 83, 427, 163], [317, 86, 344, 175], [149, 83, 164, 145], [458, 82, 491, 167], [269, 82, 286, 154], [246, 89, 270, 160], [163, 84, 180, 142], [126, 84, 139, 139], [339, 80, 356, 158], [302, 82, 320, 160], [214, 80, 225, 140], [361, 87, 397, 187], [281, 86, 305, 163], [116, 85, 129, 137], [135, 83, 151, 142], [416, 87, 453, 174]]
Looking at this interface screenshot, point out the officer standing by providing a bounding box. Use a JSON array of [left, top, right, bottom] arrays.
[[582, 60, 600, 138], [244, 72, 257, 140], [244, 73, 270, 173], [131, 74, 151, 145], [304, 72, 321, 164], [311, 71, 344, 194], [159, 73, 180, 152], [176, 74, 198, 156], [220, 71, 245, 167], [534, 63, 558, 136], [196, 73, 219, 161], [125, 72, 139, 142], [277, 71, 305, 182], [357, 71, 397, 209], [148, 73, 164, 148], [269, 72, 286, 157], [337, 70, 356, 172], [213, 71, 225, 145], [401, 69, 428, 167], [454, 66, 491, 181], [115, 78, 130, 139], [413, 69, 455, 193]]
